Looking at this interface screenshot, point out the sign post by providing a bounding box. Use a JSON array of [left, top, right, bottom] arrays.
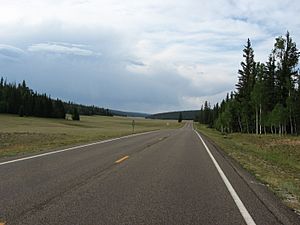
[[132, 120, 135, 133]]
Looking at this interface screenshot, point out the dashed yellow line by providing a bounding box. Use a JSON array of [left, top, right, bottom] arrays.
[[115, 155, 129, 164]]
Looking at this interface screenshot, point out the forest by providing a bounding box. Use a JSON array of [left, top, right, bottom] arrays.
[[197, 32, 300, 135], [0, 78, 112, 119]]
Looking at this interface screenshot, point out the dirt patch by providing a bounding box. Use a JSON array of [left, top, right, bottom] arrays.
[[268, 138, 300, 147]]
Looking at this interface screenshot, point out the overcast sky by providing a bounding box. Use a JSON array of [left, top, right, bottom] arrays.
[[0, 0, 299, 113]]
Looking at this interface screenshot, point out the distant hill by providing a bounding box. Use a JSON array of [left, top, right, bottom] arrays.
[[110, 109, 149, 118], [146, 110, 199, 120]]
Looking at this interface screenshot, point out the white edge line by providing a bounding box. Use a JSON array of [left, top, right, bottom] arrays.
[[194, 129, 256, 225], [0, 130, 158, 166]]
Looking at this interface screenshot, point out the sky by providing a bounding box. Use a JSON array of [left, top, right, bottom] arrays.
[[0, 0, 299, 113]]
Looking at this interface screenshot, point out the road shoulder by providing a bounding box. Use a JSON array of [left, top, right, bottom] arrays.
[[194, 128, 300, 225]]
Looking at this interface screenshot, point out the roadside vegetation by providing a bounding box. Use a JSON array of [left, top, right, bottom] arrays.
[[0, 114, 181, 158], [195, 123, 300, 214], [196, 32, 300, 135], [194, 31, 300, 213]]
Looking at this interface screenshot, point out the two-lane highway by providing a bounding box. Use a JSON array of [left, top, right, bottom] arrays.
[[0, 122, 299, 224]]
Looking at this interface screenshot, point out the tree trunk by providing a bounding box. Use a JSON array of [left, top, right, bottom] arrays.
[[294, 117, 297, 135], [259, 104, 262, 135], [246, 118, 249, 134], [284, 123, 287, 135], [255, 106, 258, 135], [238, 116, 243, 133], [290, 114, 293, 135], [271, 125, 273, 134], [279, 124, 281, 136]]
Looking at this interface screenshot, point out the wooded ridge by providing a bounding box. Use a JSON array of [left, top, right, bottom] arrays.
[[0, 78, 112, 118]]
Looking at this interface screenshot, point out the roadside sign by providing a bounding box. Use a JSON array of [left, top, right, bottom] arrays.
[[132, 120, 135, 133]]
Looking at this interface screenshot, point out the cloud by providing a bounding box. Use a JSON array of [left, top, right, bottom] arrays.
[[0, 44, 25, 61], [180, 91, 229, 109], [0, 0, 299, 113], [28, 42, 97, 56], [127, 60, 146, 67]]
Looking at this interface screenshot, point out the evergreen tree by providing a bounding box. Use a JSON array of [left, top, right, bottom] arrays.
[[0, 78, 112, 119], [72, 107, 80, 121], [53, 99, 66, 119], [203, 101, 211, 125], [209, 32, 299, 135], [178, 112, 183, 123], [236, 39, 256, 133], [18, 105, 24, 117], [264, 52, 277, 113]]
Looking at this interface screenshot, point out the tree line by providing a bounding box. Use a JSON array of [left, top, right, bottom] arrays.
[[0, 78, 112, 119], [197, 32, 300, 135], [64, 102, 113, 117]]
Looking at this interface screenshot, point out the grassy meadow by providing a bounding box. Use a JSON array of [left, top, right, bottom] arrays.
[[0, 114, 181, 158], [195, 123, 300, 213]]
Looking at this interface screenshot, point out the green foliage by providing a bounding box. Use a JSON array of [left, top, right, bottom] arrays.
[[269, 104, 286, 126], [195, 123, 300, 212], [0, 79, 66, 118], [178, 112, 183, 123], [0, 114, 182, 158], [236, 38, 256, 101], [64, 102, 113, 117], [200, 32, 300, 135], [72, 107, 80, 121], [18, 105, 24, 117], [0, 78, 113, 119]]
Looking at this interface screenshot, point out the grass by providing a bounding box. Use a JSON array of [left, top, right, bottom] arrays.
[[195, 123, 300, 213], [0, 114, 181, 158]]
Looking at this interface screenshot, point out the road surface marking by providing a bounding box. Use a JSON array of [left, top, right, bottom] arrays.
[[115, 156, 129, 164], [0, 130, 158, 167], [194, 130, 257, 225]]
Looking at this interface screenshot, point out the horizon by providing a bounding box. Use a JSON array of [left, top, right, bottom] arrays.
[[0, 0, 299, 113]]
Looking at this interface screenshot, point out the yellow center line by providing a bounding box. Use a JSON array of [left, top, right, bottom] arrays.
[[115, 155, 129, 164]]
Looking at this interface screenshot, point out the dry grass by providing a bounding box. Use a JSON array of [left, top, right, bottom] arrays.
[[0, 114, 181, 158], [195, 123, 300, 213]]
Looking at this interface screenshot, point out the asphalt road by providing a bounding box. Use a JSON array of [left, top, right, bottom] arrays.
[[0, 122, 299, 225]]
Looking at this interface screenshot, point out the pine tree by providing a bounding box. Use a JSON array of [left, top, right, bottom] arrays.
[[265, 52, 277, 113], [236, 39, 256, 133], [178, 112, 183, 123], [203, 101, 211, 125], [18, 105, 24, 117], [202, 32, 299, 135], [72, 107, 80, 121]]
